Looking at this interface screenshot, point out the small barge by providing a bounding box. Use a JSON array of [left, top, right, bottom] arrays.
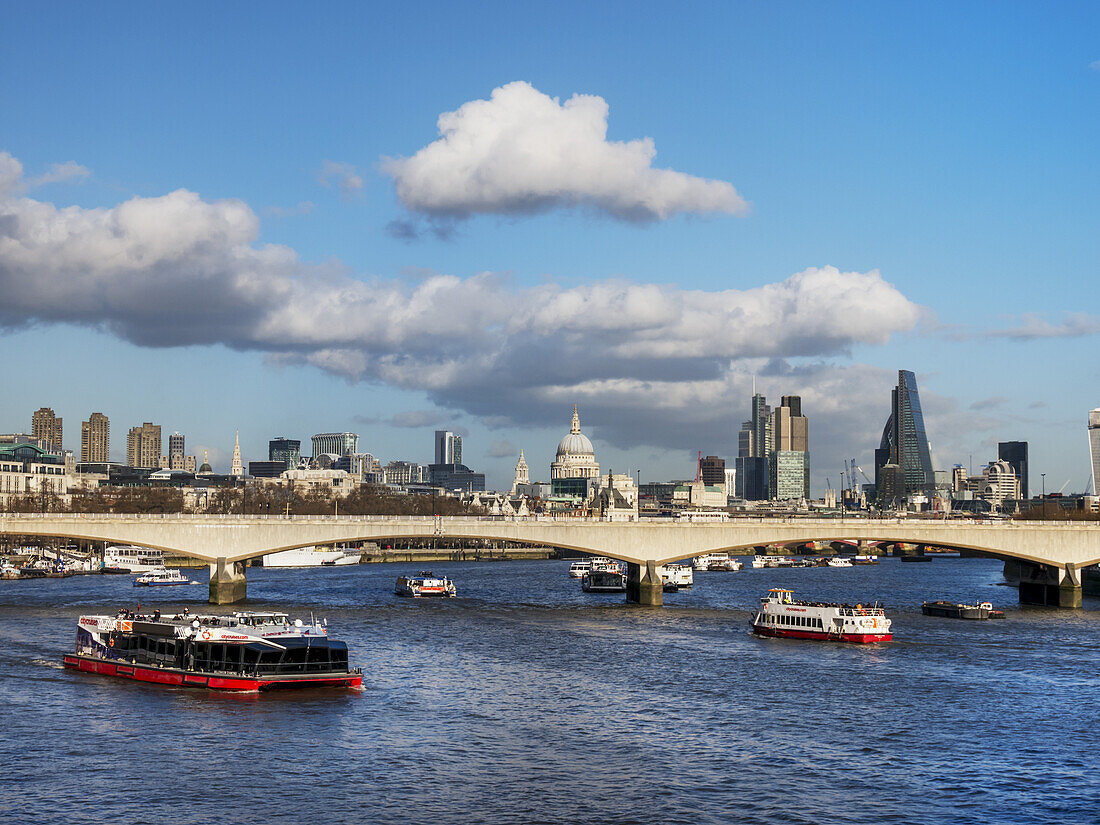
[[752, 589, 892, 643], [63, 609, 362, 691], [922, 600, 1005, 620]]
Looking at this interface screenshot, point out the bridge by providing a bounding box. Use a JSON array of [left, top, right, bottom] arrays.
[[2, 513, 1098, 607]]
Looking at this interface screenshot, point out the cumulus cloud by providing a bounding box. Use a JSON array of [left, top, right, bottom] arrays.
[[382, 81, 748, 223], [0, 151, 922, 467], [989, 312, 1100, 340], [318, 160, 364, 198]]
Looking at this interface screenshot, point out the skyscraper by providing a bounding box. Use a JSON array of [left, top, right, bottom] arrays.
[[874, 370, 935, 500], [169, 432, 186, 470], [700, 456, 726, 486], [997, 441, 1029, 500], [1089, 409, 1100, 498], [735, 388, 809, 501], [80, 412, 109, 463], [434, 430, 462, 465], [126, 422, 161, 469], [269, 437, 301, 470], [31, 407, 63, 453]]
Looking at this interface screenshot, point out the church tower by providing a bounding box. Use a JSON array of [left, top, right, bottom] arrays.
[[511, 449, 529, 493], [230, 430, 244, 477]]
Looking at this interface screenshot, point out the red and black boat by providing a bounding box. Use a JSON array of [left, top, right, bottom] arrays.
[[63, 609, 362, 691]]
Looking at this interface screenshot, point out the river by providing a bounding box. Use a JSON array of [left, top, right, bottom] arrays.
[[1, 557, 1097, 824]]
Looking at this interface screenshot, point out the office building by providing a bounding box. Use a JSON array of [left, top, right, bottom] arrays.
[[248, 460, 286, 479], [429, 463, 485, 493], [699, 456, 725, 486], [126, 422, 161, 469], [997, 441, 1029, 500], [312, 432, 358, 459], [1090, 409, 1100, 498], [269, 437, 301, 470], [874, 370, 935, 499], [32, 407, 63, 452], [80, 412, 109, 463], [168, 432, 186, 470], [434, 430, 463, 466]]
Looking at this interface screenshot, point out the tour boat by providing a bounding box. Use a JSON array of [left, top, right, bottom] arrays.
[[658, 563, 694, 587], [826, 557, 853, 568], [261, 546, 361, 567], [752, 589, 892, 643], [851, 554, 879, 565], [581, 569, 627, 593], [63, 609, 362, 691], [751, 555, 791, 569], [395, 572, 456, 597], [103, 545, 165, 574], [568, 561, 592, 578], [693, 553, 742, 572], [133, 567, 199, 587]]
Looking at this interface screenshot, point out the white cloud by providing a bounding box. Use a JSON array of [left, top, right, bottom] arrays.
[[29, 161, 90, 187], [486, 440, 518, 458], [0, 151, 921, 462], [989, 312, 1100, 340], [265, 201, 315, 218], [318, 161, 364, 198], [382, 81, 748, 223]]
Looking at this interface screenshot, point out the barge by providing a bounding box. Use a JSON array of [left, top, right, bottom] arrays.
[[921, 600, 1005, 620], [63, 609, 362, 691]]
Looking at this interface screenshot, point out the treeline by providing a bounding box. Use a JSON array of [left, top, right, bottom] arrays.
[[6, 485, 478, 517], [1013, 502, 1100, 521]]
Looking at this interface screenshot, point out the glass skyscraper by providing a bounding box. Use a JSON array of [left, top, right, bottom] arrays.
[[1089, 409, 1100, 498], [875, 370, 935, 499]]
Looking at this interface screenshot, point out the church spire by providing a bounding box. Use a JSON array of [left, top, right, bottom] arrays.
[[571, 404, 581, 434], [230, 430, 244, 477]]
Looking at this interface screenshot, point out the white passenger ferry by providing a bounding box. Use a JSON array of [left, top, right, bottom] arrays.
[[134, 567, 199, 587], [658, 563, 694, 587], [261, 546, 361, 567], [103, 545, 164, 574], [692, 553, 742, 572], [568, 561, 592, 578], [752, 589, 892, 644], [826, 557, 853, 568]]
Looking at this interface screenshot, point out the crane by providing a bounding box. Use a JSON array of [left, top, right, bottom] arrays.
[[1057, 479, 1070, 495]]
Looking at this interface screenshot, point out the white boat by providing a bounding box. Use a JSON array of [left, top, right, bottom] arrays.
[[134, 567, 199, 587], [752, 555, 793, 569], [261, 546, 361, 567], [693, 553, 742, 572], [658, 563, 694, 587], [826, 557, 853, 568], [751, 589, 892, 644], [568, 561, 592, 578], [103, 545, 165, 574], [395, 572, 456, 597]]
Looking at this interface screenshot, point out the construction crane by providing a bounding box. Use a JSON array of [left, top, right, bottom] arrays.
[[855, 465, 874, 485], [1057, 479, 1070, 495]]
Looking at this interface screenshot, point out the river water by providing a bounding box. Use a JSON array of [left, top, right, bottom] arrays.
[[1, 557, 1097, 824]]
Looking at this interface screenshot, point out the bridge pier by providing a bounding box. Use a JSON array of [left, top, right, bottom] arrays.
[[626, 560, 662, 606], [1015, 561, 1082, 608], [209, 558, 247, 605]]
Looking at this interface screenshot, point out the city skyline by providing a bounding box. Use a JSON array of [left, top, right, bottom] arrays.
[[2, 5, 1099, 492]]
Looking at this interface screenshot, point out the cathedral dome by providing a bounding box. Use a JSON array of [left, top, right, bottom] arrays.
[[556, 431, 594, 458], [550, 406, 600, 482]]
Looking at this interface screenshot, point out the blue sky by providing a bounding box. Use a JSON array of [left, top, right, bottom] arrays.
[[2, 2, 1098, 493]]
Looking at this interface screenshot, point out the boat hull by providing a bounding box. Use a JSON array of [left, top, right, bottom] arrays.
[[62, 654, 362, 691], [751, 624, 892, 644]]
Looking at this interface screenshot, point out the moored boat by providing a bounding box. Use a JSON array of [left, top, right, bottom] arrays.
[[752, 589, 892, 643], [62, 609, 362, 691], [103, 545, 165, 574], [658, 563, 694, 587], [921, 600, 1005, 620], [581, 569, 627, 593], [134, 567, 199, 587], [693, 553, 742, 572], [395, 572, 456, 597], [826, 557, 853, 568], [568, 561, 592, 578]]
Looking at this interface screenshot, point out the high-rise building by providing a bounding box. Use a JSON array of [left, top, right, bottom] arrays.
[[126, 422, 161, 469], [31, 407, 63, 453], [874, 370, 935, 500], [80, 412, 109, 463], [997, 441, 1029, 500], [169, 432, 186, 470], [312, 432, 358, 459], [434, 430, 463, 466], [269, 437, 301, 470], [1089, 409, 1100, 498], [700, 455, 726, 486], [736, 387, 810, 501]]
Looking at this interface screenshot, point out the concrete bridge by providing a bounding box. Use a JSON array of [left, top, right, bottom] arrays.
[[2, 513, 1098, 607]]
